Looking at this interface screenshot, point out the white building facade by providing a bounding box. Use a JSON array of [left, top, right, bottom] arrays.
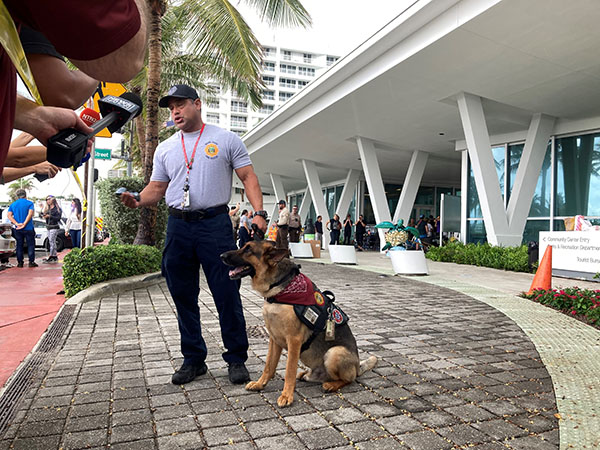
[[242, 0, 600, 249], [203, 46, 339, 137]]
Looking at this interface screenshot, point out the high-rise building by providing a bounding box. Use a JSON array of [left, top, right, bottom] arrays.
[[202, 46, 339, 136]]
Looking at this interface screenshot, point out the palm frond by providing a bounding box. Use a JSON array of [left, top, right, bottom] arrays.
[[243, 0, 311, 28]]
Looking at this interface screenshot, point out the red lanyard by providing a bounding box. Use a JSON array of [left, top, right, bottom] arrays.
[[181, 124, 205, 170]]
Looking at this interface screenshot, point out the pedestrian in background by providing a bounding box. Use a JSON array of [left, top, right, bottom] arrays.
[[315, 215, 323, 246], [288, 205, 301, 243], [276, 200, 289, 249], [65, 198, 82, 248], [355, 214, 366, 251], [42, 195, 61, 263], [326, 214, 342, 245], [238, 209, 251, 248], [343, 213, 353, 245], [7, 189, 37, 268]]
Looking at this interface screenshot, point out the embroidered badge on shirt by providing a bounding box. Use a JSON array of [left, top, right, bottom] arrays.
[[204, 142, 219, 159]]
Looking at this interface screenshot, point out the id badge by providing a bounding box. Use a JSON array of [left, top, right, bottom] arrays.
[[182, 190, 190, 209]]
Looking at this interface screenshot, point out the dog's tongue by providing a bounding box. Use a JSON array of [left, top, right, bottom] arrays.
[[229, 266, 246, 278]]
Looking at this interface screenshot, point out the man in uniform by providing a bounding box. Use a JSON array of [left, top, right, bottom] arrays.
[[275, 199, 289, 249], [288, 205, 301, 243], [120, 84, 267, 385]]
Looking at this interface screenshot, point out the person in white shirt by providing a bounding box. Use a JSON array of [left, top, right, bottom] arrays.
[[65, 198, 82, 248]]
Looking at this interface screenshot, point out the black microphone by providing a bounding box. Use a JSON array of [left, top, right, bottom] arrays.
[[46, 93, 143, 168]]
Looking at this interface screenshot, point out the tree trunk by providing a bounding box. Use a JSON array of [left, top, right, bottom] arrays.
[[134, 0, 165, 246]]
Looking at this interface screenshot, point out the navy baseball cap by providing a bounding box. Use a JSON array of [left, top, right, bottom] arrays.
[[159, 84, 199, 107]]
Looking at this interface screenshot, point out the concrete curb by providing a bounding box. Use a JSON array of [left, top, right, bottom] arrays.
[[65, 271, 164, 305]]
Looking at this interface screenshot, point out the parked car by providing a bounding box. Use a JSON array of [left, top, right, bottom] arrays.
[[24, 219, 73, 252], [0, 223, 16, 263]]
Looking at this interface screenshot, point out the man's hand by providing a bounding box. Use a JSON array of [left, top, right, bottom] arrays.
[[119, 192, 139, 209], [15, 96, 94, 146], [252, 215, 267, 233], [33, 161, 60, 179], [15, 223, 25, 230]]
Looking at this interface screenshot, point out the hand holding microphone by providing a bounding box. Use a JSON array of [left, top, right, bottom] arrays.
[[46, 92, 143, 168]]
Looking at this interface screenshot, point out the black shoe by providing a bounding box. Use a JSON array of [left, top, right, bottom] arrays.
[[228, 362, 250, 384], [28, 262, 38, 268], [17, 262, 23, 268], [171, 362, 207, 385]]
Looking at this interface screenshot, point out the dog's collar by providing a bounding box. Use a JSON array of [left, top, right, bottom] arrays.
[[268, 265, 301, 291]]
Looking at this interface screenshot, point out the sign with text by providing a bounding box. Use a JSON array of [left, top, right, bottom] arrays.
[[539, 231, 600, 276], [95, 148, 111, 160], [91, 82, 127, 137]]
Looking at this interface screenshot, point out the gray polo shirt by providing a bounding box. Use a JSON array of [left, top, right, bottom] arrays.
[[151, 125, 252, 210]]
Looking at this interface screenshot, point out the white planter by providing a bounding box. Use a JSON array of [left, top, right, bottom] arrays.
[[389, 250, 428, 275], [328, 245, 357, 264], [289, 242, 314, 258]]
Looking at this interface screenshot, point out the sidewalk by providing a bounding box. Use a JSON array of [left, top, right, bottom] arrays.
[[0, 249, 67, 388], [0, 250, 599, 449]]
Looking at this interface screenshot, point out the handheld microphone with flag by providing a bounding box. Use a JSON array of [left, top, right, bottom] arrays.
[[47, 92, 143, 168]]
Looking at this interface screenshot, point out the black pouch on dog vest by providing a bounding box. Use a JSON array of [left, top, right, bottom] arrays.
[[294, 290, 349, 350]]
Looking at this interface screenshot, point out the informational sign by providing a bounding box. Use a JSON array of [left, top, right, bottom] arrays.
[[91, 82, 127, 137], [539, 231, 600, 279], [94, 148, 111, 160]]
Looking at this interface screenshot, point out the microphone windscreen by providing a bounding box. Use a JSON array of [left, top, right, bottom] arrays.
[[119, 92, 143, 118], [80, 108, 101, 126]]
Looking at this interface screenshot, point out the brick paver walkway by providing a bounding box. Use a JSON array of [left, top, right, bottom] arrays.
[[1, 263, 560, 449]]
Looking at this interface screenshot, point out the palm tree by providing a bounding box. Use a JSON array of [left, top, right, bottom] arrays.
[[130, 0, 311, 245], [7, 179, 35, 201]]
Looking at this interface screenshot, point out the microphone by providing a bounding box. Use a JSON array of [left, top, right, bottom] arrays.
[[46, 92, 143, 168], [78, 108, 101, 165]]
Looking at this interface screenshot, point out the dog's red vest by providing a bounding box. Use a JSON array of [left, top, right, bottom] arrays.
[[272, 273, 320, 306]]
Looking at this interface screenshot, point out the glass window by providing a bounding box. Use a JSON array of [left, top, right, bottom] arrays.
[[283, 50, 292, 61], [326, 188, 336, 218], [467, 220, 486, 244], [509, 142, 551, 217], [436, 187, 453, 216], [522, 220, 550, 244], [467, 146, 504, 218], [555, 133, 600, 217], [415, 186, 434, 206], [383, 184, 402, 217], [263, 90, 274, 101]]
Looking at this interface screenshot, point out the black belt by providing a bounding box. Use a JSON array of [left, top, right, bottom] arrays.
[[168, 205, 228, 221], [278, 224, 288, 228]]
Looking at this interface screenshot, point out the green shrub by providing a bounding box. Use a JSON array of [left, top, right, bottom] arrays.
[[523, 287, 600, 326], [96, 177, 168, 248], [426, 241, 530, 272], [63, 245, 162, 297]]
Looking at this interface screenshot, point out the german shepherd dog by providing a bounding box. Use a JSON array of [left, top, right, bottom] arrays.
[[221, 240, 377, 407]]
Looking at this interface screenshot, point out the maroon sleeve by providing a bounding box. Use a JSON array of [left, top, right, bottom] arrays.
[[5, 0, 141, 61]]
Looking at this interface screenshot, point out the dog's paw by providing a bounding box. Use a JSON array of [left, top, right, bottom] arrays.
[[322, 380, 348, 392], [245, 381, 264, 391], [296, 370, 310, 381], [277, 392, 294, 407]]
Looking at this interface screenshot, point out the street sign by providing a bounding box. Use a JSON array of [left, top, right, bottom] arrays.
[[91, 82, 127, 137], [95, 148, 111, 160]]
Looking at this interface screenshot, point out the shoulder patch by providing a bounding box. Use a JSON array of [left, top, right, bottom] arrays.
[[314, 292, 325, 306]]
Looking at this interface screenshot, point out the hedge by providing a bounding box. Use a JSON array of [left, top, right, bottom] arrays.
[[425, 241, 530, 273], [63, 245, 162, 297], [96, 176, 168, 248]]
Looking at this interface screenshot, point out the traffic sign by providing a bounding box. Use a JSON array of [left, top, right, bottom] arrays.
[[95, 148, 111, 160], [91, 82, 127, 137]]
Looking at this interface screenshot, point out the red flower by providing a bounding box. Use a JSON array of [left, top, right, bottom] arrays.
[[571, 310, 577, 315]]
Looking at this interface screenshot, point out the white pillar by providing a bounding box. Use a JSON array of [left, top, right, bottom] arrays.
[[298, 189, 311, 223], [506, 113, 555, 237], [335, 169, 361, 219], [392, 150, 428, 224], [356, 137, 391, 249], [301, 160, 331, 248], [457, 92, 511, 246], [269, 173, 286, 229], [460, 150, 469, 244]]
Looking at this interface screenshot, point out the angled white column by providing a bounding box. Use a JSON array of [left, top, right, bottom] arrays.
[[301, 160, 331, 249], [269, 173, 286, 229], [392, 150, 428, 224], [298, 189, 311, 223], [356, 137, 391, 248], [507, 113, 555, 236], [460, 150, 469, 244], [457, 92, 511, 246], [335, 169, 361, 219]]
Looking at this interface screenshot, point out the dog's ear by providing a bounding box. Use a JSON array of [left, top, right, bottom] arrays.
[[265, 246, 290, 265]]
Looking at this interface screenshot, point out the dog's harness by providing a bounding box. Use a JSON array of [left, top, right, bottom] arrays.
[[267, 272, 349, 353]]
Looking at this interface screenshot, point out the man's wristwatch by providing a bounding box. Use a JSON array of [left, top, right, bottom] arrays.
[[255, 210, 268, 220]]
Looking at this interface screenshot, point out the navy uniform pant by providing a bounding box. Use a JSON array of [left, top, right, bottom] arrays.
[[162, 212, 248, 366]]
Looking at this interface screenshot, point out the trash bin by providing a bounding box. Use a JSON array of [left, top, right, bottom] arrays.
[[527, 241, 539, 271]]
